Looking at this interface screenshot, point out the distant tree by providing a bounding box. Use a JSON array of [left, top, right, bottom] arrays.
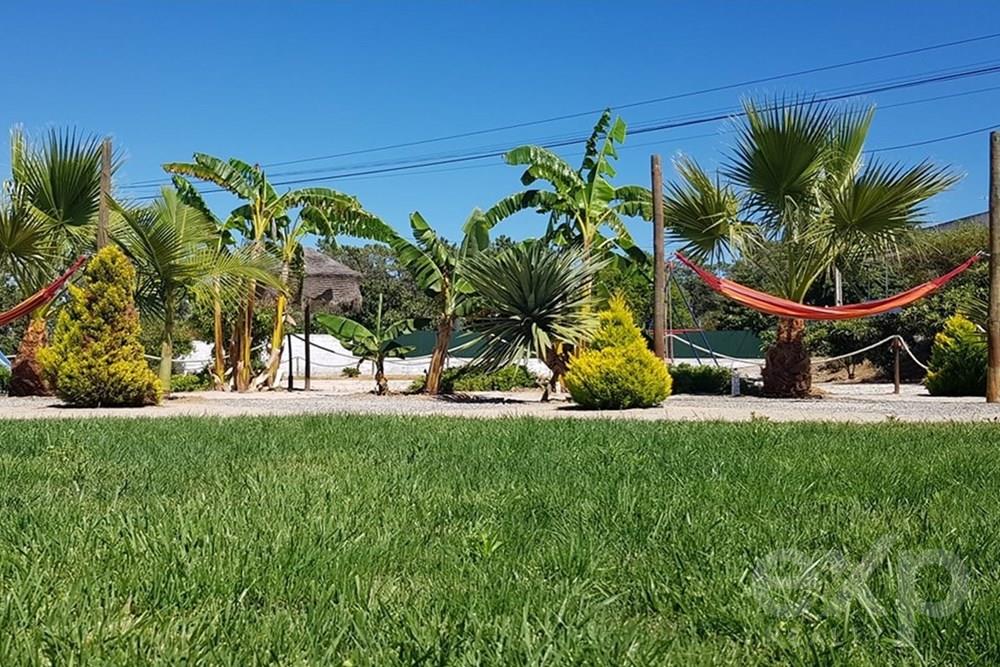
[[319, 241, 435, 331]]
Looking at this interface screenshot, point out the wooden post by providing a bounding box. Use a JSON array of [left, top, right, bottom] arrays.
[[833, 267, 844, 306], [304, 302, 312, 391], [97, 137, 111, 249], [989, 131, 1000, 402], [286, 332, 294, 391], [651, 154, 666, 360], [893, 338, 901, 395]]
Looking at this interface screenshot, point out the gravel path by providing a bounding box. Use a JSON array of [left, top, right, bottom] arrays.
[[1, 382, 999, 423]]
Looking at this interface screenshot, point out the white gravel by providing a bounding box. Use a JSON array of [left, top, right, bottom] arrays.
[[1, 381, 999, 423]]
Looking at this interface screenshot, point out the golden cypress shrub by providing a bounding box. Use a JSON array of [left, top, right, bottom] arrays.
[[565, 297, 671, 409], [39, 246, 161, 407]]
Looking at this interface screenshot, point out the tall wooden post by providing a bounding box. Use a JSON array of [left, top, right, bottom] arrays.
[[304, 302, 312, 391], [988, 131, 1000, 402], [651, 154, 666, 360], [97, 138, 111, 249], [892, 338, 901, 395]]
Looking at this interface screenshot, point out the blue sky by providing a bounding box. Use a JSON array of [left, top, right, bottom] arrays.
[[3, 1, 1000, 250]]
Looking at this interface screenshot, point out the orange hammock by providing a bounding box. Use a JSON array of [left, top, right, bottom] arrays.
[[0, 256, 87, 328], [675, 251, 981, 321]]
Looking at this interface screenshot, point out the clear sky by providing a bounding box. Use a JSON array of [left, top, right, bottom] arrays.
[[3, 1, 1000, 250]]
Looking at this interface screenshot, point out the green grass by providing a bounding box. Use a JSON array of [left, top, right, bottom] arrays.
[[1, 416, 999, 665]]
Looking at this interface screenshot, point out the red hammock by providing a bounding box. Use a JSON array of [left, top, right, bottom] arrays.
[[0, 256, 87, 328], [675, 251, 981, 321]]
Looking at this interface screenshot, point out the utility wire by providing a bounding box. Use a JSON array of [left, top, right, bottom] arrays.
[[259, 31, 1000, 168], [124, 64, 1000, 199]]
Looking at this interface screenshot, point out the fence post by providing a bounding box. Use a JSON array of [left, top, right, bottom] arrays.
[[286, 332, 294, 391], [893, 338, 901, 395], [304, 302, 312, 391]]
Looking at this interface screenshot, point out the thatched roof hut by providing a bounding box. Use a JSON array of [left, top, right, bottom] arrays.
[[298, 247, 363, 313]]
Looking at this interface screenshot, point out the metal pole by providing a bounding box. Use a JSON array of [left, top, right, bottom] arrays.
[[666, 261, 674, 362], [651, 154, 666, 360], [97, 138, 111, 249], [833, 267, 844, 306], [304, 302, 312, 391], [286, 332, 294, 391], [893, 338, 901, 395], [989, 131, 1000, 402]]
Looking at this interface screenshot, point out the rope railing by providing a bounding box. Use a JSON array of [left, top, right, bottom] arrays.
[[667, 333, 930, 371]]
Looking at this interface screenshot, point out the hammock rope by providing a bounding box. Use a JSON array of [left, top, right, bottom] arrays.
[[0, 256, 87, 328], [675, 252, 981, 321]]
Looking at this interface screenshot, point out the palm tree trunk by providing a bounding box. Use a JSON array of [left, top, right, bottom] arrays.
[[212, 283, 226, 391], [762, 317, 812, 398], [157, 290, 174, 392], [425, 318, 453, 394], [9, 314, 51, 397]]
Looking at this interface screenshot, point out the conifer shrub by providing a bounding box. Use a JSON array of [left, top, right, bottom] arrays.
[[565, 296, 671, 409], [925, 314, 986, 397], [39, 246, 162, 407]]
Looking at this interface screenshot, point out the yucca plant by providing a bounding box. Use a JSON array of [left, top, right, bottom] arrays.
[[463, 240, 602, 399], [663, 99, 958, 397]]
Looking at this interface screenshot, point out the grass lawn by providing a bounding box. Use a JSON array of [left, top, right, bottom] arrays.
[[1, 416, 998, 665]]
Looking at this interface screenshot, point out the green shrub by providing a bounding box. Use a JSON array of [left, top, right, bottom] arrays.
[[0, 365, 9, 394], [170, 373, 209, 393], [566, 341, 672, 409], [39, 247, 162, 407], [670, 363, 732, 394], [925, 314, 986, 396], [566, 299, 671, 409], [408, 364, 536, 393], [341, 366, 361, 378], [591, 294, 645, 350]]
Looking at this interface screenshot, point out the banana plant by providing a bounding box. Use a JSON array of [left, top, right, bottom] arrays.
[[164, 154, 389, 390], [479, 110, 651, 277], [383, 210, 489, 394], [315, 294, 423, 395], [113, 187, 280, 392]]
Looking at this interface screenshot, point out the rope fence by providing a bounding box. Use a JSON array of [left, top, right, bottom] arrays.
[[667, 333, 929, 372]]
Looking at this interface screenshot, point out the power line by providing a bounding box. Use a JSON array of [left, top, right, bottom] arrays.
[[867, 124, 999, 152], [125, 64, 1000, 200], [120, 56, 1000, 189], [258, 31, 1000, 168]]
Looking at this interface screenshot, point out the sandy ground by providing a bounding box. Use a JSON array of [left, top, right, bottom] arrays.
[[1, 379, 999, 423]]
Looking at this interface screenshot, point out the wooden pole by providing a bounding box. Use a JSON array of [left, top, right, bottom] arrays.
[[304, 302, 312, 391], [988, 131, 1000, 402], [286, 332, 294, 391], [97, 137, 111, 249], [651, 154, 666, 360]]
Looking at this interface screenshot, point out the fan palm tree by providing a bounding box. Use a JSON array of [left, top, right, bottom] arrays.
[[481, 110, 651, 270], [663, 99, 958, 397], [383, 210, 489, 394], [163, 154, 388, 390], [114, 187, 281, 392], [3, 128, 107, 395], [463, 240, 602, 400], [316, 294, 421, 395]]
